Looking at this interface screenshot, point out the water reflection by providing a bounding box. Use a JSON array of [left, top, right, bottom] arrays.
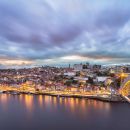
[[24, 95, 33, 112], [0, 94, 129, 130], [44, 95, 51, 107], [0, 94, 8, 110], [0, 94, 111, 117], [58, 97, 111, 118], [34, 96, 111, 118], [38, 95, 43, 108], [52, 96, 57, 108], [0, 94, 8, 103]]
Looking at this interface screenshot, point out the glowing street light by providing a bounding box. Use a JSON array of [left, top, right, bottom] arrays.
[[120, 73, 128, 86]]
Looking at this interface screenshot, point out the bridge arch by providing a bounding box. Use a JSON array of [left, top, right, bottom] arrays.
[[120, 76, 130, 96]]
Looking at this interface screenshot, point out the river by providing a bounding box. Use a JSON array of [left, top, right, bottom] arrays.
[[0, 94, 129, 130]]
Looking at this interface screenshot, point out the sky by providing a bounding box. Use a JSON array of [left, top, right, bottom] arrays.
[[0, 0, 130, 68]]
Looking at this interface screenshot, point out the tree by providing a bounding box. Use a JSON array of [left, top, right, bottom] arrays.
[[88, 77, 94, 84], [64, 80, 72, 87]]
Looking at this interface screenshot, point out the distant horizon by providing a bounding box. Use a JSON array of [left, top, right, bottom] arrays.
[[1, 62, 130, 70]]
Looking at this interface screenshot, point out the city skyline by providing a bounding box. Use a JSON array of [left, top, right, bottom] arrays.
[[0, 0, 130, 68]]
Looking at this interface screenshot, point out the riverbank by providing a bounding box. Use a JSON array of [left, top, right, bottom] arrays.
[[41, 92, 125, 102], [0, 90, 125, 102]]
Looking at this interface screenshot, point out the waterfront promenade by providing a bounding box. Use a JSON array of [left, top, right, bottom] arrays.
[[0, 87, 124, 102]]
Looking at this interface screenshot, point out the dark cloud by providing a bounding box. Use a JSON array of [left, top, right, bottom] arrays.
[[0, 0, 130, 66]]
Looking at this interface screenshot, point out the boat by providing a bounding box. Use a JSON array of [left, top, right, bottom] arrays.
[[0, 90, 4, 94], [10, 92, 20, 95]]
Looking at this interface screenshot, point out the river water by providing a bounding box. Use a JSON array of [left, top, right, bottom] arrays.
[[0, 94, 130, 130]]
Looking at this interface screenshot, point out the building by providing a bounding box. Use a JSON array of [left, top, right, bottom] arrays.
[[73, 64, 83, 71]]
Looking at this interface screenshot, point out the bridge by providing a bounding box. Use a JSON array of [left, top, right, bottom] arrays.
[[120, 75, 130, 103]]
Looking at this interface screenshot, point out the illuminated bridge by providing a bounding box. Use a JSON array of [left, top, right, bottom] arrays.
[[120, 75, 130, 103]]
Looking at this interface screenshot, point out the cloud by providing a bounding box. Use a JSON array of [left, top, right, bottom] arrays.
[[0, 0, 130, 67]]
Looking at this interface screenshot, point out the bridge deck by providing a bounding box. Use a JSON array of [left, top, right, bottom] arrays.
[[122, 96, 130, 103]]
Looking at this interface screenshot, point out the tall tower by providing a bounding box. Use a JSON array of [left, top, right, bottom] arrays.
[[69, 64, 70, 68]]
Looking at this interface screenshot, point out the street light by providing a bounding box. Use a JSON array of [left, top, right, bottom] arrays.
[[120, 73, 125, 85], [120, 73, 128, 86]]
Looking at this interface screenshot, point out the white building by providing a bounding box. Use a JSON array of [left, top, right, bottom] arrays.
[[64, 72, 75, 76], [73, 64, 83, 71], [96, 76, 109, 82]]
